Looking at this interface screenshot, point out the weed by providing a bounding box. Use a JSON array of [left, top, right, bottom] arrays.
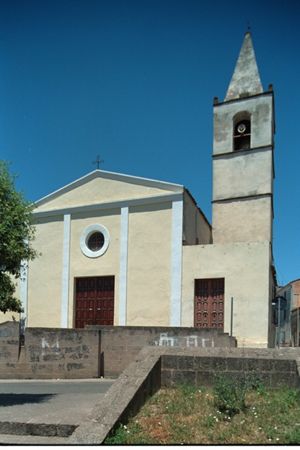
[[244, 373, 265, 394], [278, 387, 300, 407], [164, 383, 198, 415], [213, 375, 247, 416], [202, 414, 216, 428], [178, 382, 198, 397], [105, 385, 300, 445], [169, 419, 191, 444], [284, 428, 300, 444], [105, 424, 128, 444]]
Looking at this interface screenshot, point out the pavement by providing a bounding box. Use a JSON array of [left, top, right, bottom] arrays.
[[0, 378, 115, 444]]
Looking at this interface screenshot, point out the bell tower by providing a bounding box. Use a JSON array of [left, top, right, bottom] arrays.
[[212, 32, 275, 245]]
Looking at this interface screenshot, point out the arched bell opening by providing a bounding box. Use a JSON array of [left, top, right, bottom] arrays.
[[233, 112, 251, 151]]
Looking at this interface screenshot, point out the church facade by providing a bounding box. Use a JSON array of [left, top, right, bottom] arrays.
[[16, 33, 276, 348]]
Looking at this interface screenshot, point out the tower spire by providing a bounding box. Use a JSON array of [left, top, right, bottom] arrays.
[[225, 32, 263, 101]]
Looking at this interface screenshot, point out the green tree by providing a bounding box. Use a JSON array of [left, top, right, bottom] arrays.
[[0, 161, 37, 313]]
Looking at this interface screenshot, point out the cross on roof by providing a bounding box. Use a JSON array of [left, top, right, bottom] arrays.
[[93, 155, 104, 169]]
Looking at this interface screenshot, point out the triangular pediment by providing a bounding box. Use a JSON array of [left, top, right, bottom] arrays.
[[34, 170, 183, 213]]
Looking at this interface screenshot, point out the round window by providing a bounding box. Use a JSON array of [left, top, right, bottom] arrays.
[[80, 224, 110, 258], [87, 232, 105, 252]]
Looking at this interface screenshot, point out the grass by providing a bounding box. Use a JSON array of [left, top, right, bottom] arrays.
[[105, 380, 300, 445]]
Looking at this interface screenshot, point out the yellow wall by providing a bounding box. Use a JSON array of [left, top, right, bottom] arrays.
[[25, 200, 175, 328], [182, 241, 271, 347], [127, 203, 172, 326], [22, 176, 182, 329], [69, 209, 121, 326], [27, 217, 64, 327]]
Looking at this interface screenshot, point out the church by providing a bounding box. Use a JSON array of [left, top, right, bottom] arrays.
[[16, 32, 277, 348]]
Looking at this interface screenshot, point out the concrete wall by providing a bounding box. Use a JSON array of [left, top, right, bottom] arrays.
[[213, 149, 273, 201], [0, 323, 236, 379], [0, 322, 20, 363], [212, 196, 272, 244], [182, 242, 271, 347], [24, 328, 100, 378], [91, 325, 236, 377], [0, 323, 100, 379]]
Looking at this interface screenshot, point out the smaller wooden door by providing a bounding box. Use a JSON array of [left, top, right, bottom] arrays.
[[75, 276, 114, 328], [194, 278, 224, 329]]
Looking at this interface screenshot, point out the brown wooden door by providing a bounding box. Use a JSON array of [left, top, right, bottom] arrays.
[[75, 276, 114, 328], [194, 278, 224, 329]]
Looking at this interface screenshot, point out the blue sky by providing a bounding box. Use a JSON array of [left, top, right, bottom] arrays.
[[0, 0, 299, 286]]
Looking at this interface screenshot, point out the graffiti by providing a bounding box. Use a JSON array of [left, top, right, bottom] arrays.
[[153, 333, 215, 348], [41, 337, 60, 356], [156, 333, 179, 347]]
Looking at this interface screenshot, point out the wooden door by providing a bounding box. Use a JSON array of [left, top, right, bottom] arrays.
[[75, 276, 114, 328], [194, 278, 224, 329]]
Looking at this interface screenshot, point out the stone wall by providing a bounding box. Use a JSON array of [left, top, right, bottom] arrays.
[[161, 354, 299, 388], [90, 325, 236, 377], [155, 347, 300, 389]]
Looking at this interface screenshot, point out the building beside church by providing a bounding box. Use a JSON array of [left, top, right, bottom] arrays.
[[13, 32, 277, 347], [276, 279, 300, 346]]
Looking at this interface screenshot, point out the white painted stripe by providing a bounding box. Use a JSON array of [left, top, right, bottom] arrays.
[[20, 261, 28, 328], [170, 199, 183, 326], [33, 192, 183, 219], [61, 214, 71, 328], [119, 207, 129, 325]]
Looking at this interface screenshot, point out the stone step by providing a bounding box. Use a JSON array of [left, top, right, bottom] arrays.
[[0, 433, 71, 444], [0, 421, 77, 437]]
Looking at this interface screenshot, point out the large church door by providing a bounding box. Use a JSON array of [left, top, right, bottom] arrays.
[[194, 278, 224, 329], [75, 276, 114, 328]]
